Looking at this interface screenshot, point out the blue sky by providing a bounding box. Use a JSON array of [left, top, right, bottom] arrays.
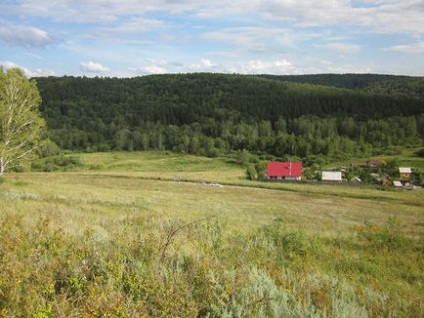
[[1, 0, 423, 77]]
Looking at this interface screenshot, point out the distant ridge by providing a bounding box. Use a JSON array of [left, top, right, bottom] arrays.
[[34, 73, 424, 156], [257, 73, 418, 89]]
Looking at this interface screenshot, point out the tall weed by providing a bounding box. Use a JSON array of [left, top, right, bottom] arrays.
[[0, 214, 422, 317]]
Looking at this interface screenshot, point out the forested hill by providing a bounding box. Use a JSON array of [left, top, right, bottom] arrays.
[[259, 74, 424, 99], [35, 73, 424, 161]]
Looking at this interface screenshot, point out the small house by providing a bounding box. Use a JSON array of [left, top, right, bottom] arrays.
[[266, 161, 303, 181], [399, 167, 412, 180], [321, 171, 342, 182]]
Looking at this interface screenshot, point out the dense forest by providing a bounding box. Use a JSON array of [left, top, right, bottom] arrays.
[[35, 73, 424, 164]]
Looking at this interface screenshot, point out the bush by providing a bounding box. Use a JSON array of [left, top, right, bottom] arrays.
[[233, 150, 246, 164], [246, 165, 258, 180], [39, 139, 61, 158], [414, 148, 424, 157], [254, 162, 267, 179], [31, 155, 84, 172]]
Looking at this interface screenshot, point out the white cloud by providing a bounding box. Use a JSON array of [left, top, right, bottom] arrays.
[[1, 61, 20, 69], [384, 41, 424, 54], [5, 0, 424, 36], [3, 0, 423, 76], [26, 68, 56, 77], [0, 20, 54, 47], [131, 58, 295, 75], [93, 17, 166, 39], [128, 59, 170, 74], [143, 65, 168, 74], [129, 58, 219, 75], [258, 0, 424, 35], [0, 61, 55, 77], [204, 26, 297, 52], [326, 64, 373, 74], [231, 59, 296, 74], [188, 59, 218, 72], [8, 0, 252, 22], [80, 61, 110, 73], [128, 56, 373, 76], [320, 42, 362, 54]]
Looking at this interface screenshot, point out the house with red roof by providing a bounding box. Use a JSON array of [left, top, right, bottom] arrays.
[[266, 161, 303, 181]]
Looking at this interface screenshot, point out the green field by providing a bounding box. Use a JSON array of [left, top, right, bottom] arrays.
[[1, 151, 423, 317]]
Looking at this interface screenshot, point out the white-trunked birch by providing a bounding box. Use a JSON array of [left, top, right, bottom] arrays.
[[0, 68, 46, 175]]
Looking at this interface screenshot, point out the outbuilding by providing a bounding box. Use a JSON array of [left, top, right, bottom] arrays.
[[393, 180, 403, 188], [321, 171, 342, 182], [399, 167, 412, 180]]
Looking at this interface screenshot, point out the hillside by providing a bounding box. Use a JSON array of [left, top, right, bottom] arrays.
[[35, 73, 424, 162], [258, 73, 410, 88]]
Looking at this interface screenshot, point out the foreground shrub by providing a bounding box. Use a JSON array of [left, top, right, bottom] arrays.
[[0, 215, 422, 317]]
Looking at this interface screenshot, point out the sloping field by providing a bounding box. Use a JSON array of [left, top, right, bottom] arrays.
[[1, 171, 423, 236], [1, 151, 423, 317]]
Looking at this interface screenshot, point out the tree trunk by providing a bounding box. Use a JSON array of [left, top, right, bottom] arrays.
[[0, 157, 4, 176]]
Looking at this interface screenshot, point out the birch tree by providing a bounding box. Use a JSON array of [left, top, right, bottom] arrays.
[[0, 68, 46, 175]]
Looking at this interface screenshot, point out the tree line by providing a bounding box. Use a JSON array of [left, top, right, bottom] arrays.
[[35, 73, 424, 162]]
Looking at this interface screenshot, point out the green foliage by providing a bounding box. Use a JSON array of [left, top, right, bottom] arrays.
[[34, 74, 424, 163], [259, 73, 417, 90], [386, 158, 399, 170], [412, 172, 424, 185], [0, 68, 47, 175], [357, 225, 406, 251], [259, 222, 312, 262], [254, 161, 267, 179], [303, 167, 319, 180], [246, 165, 258, 180], [234, 149, 252, 165], [359, 169, 373, 184], [31, 155, 83, 172], [38, 139, 61, 158], [414, 148, 424, 157]]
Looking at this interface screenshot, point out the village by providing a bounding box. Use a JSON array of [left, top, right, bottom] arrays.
[[264, 160, 421, 190]]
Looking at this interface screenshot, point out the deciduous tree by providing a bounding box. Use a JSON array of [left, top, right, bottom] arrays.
[[0, 68, 46, 175]]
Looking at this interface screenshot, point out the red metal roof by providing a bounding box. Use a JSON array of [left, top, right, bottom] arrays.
[[266, 161, 303, 177]]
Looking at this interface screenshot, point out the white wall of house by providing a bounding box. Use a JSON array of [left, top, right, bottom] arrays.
[[322, 171, 342, 182], [286, 176, 301, 181]]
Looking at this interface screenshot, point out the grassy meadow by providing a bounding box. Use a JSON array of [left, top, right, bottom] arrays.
[[0, 151, 423, 317]]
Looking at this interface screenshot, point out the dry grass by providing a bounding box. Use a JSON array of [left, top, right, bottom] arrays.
[[1, 152, 423, 317], [2, 170, 423, 237]]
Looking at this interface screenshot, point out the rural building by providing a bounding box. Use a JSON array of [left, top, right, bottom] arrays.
[[321, 171, 342, 182], [266, 161, 303, 181], [393, 180, 403, 188], [399, 167, 412, 180], [381, 174, 393, 186], [366, 159, 386, 168]]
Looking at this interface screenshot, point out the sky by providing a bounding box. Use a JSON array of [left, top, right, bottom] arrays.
[[1, 0, 424, 77]]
